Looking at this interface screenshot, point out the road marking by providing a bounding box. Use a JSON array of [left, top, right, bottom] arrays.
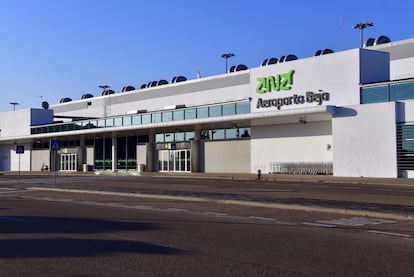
[[203, 212, 228, 217], [317, 217, 396, 227], [0, 216, 31, 223], [165, 208, 188, 212], [302, 222, 336, 228], [367, 230, 411, 238], [249, 216, 275, 221]]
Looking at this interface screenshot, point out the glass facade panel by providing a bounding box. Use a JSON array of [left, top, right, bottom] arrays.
[[153, 113, 162, 123], [142, 114, 151, 124], [155, 133, 164, 143], [240, 128, 251, 138], [185, 131, 195, 140], [97, 120, 105, 128], [390, 83, 414, 101], [162, 111, 173, 122], [212, 129, 225, 140], [114, 117, 123, 127], [173, 110, 184, 121], [236, 102, 250, 114], [225, 128, 238, 139], [185, 109, 196, 119], [175, 132, 185, 141], [165, 133, 174, 142], [123, 116, 132, 126], [197, 107, 209, 118], [200, 130, 212, 140], [132, 115, 141, 125], [360, 86, 389, 104], [105, 118, 114, 127], [209, 106, 222, 117], [223, 103, 236, 116]]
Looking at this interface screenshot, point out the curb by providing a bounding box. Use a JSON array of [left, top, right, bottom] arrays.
[[29, 187, 414, 221]]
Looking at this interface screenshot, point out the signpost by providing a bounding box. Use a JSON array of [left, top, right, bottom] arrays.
[[50, 140, 61, 187], [16, 145, 24, 184]]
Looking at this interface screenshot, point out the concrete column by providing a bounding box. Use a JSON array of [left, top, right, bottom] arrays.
[[112, 134, 117, 172], [79, 135, 85, 171], [191, 130, 200, 172], [146, 131, 155, 172]]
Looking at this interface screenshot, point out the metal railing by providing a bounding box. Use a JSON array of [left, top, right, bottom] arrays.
[[270, 162, 333, 175]]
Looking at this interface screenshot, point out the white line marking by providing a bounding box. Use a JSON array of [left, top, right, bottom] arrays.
[[165, 208, 188, 212], [302, 222, 336, 228], [249, 216, 275, 221], [0, 216, 31, 223], [367, 230, 411, 238], [203, 212, 228, 217]]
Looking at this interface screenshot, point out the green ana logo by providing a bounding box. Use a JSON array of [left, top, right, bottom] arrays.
[[256, 70, 294, 94]]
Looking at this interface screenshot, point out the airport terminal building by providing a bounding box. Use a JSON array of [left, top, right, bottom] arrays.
[[1, 37, 414, 178]]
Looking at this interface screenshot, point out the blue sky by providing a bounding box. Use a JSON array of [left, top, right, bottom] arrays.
[[0, 0, 412, 112]]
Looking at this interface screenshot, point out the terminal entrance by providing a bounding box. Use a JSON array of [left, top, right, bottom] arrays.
[[159, 150, 191, 172], [60, 153, 77, 171]]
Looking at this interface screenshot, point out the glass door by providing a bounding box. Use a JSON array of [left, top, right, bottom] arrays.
[[159, 150, 191, 172], [60, 153, 77, 171]]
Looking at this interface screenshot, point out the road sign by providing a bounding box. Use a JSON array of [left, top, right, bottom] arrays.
[[16, 145, 24, 154], [50, 139, 62, 151]]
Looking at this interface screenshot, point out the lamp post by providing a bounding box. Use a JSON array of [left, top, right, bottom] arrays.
[[353, 22, 374, 48], [221, 53, 235, 73], [99, 85, 110, 93], [9, 102, 19, 111]]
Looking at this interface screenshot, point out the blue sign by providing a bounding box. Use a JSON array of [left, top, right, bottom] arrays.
[[16, 145, 24, 154], [171, 143, 177, 150], [50, 139, 62, 151]]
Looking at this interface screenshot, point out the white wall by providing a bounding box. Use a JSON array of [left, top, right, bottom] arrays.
[[332, 102, 397, 177], [251, 121, 332, 174], [10, 144, 31, 171], [204, 140, 250, 173], [391, 57, 414, 80], [249, 49, 389, 114]]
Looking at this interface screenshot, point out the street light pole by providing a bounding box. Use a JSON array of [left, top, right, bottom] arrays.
[[353, 22, 374, 48], [221, 53, 235, 73], [9, 102, 19, 111]]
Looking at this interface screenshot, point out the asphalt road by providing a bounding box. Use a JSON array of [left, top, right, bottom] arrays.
[[0, 175, 414, 276]]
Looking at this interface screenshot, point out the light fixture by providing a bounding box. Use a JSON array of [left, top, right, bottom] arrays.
[[221, 53, 235, 73], [353, 22, 374, 48]]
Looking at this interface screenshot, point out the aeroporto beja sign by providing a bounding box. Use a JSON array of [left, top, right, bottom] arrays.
[[255, 70, 330, 110]]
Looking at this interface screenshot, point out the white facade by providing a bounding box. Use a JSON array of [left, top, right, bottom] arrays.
[[1, 38, 414, 178]]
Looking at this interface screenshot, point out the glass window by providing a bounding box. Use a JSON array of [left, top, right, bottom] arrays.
[[226, 128, 238, 139], [175, 132, 185, 141], [106, 118, 114, 127], [142, 114, 151, 124], [114, 117, 123, 127], [123, 116, 132, 126], [361, 86, 389, 104], [162, 111, 173, 122], [390, 82, 414, 101], [185, 109, 196, 120], [236, 102, 250, 114], [173, 110, 184, 121], [197, 107, 209, 118], [209, 106, 222, 117], [212, 129, 225, 140], [153, 113, 162, 123], [240, 128, 251, 138], [97, 119, 105, 128], [223, 103, 236, 116], [155, 133, 164, 143], [165, 133, 174, 142], [200, 130, 212, 140], [132, 115, 141, 125], [186, 131, 195, 140]]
